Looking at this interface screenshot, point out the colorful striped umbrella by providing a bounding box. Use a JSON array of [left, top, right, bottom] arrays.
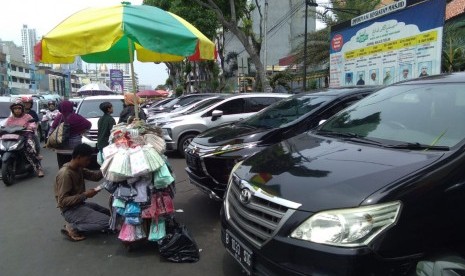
[[34, 2, 216, 64]]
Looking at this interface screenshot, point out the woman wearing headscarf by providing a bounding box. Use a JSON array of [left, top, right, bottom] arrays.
[[50, 100, 92, 168], [5, 100, 44, 177], [118, 93, 147, 124]]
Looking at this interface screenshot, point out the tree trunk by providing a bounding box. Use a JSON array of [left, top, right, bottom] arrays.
[[191, 0, 268, 91]]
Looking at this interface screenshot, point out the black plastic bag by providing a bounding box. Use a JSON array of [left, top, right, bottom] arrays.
[[158, 222, 200, 263]]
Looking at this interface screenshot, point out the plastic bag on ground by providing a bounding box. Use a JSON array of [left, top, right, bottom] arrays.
[[158, 222, 200, 263]]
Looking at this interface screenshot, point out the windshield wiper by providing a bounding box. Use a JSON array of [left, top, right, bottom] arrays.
[[385, 142, 450, 151], [315, 130, 384, 146]]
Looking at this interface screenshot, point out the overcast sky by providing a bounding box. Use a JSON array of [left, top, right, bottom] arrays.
[[0, 0, 168, 89]]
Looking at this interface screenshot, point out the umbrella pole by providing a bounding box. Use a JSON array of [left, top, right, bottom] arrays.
[[128, 38, 139, 120]]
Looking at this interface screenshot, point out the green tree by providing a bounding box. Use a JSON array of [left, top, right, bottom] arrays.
[[292, 0, 381, 82], [144, 0, 220, 92], [268, 71, 293, 92], [442, 20, 465, 72], [190, 0, 268, 91]]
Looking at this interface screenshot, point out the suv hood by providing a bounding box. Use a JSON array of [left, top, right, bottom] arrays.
[[195, 122, 276, 146], [234, 133, 443, 212]]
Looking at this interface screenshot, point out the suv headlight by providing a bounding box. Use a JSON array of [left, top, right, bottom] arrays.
[[155, 119, 182, 127], [290, 201, 401, 247], [162, 128, 172, 139]]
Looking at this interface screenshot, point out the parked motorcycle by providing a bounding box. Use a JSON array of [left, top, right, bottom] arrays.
[[0, 125, 35, 186]]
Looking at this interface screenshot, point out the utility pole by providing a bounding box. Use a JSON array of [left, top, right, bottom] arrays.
[[303, 1, 309, 92], [264, 0, 269, 91], [303, 0, 318, 92]]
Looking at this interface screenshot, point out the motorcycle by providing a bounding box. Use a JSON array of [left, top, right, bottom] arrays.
[[0, 125, 35, 186]]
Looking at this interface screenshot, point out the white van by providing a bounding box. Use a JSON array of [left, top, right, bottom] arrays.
[[76, 95, 125, 147]]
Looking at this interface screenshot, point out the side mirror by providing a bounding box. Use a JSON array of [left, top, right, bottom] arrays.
[[318, 119, 327, 126], [211, 110, 223, 121]]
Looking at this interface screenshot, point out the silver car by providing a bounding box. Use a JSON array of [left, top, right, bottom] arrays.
[[152, 93, 291, 156]]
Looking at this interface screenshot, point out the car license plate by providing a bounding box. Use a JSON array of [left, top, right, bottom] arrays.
[[224, 230, 253, 275]]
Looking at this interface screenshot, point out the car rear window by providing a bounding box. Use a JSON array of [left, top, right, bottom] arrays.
[[0, 102, 11, 118], [244, 95, 334, 128], [77, 98, 125, 118]]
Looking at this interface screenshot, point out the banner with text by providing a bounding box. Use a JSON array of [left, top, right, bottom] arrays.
[[110, 69, 124, 93], [329, 0, 445, 87]]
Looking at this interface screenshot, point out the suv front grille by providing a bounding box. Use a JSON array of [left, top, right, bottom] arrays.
[[226, 174, 301, 248], [87, 130, 98, 141], [185, 151, 203, 173], [204, 157, 236, 184]]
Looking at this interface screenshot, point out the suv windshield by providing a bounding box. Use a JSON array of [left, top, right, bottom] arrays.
[[78, 98, 125, 118], [320, 83, 465, 148], [243, 94, 334, 128]]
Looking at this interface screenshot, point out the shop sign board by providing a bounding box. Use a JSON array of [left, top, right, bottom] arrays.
[[329, 0, 445, 87]]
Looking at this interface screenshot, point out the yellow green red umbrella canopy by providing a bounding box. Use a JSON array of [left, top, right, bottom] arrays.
[[34, 2, 216, 63]]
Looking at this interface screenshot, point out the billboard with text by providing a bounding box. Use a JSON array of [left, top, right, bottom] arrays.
[[110, 69, 124, 93], [329, 0, 445, 87]]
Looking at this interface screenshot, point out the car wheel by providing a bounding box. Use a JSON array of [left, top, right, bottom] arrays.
[[178, 133, 197, 157]]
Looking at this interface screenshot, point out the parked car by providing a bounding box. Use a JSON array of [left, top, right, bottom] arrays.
[[0, 97, 12, 127], [146, 96, 224, 125], [186, 86, 380, 200], [68, 97, 83, 111], [153, 93, 291, 156], [147, 93, 221, 116], [76, 95, 126, 148], [221, 73, 465, 275], [142, 97, 174, 114]]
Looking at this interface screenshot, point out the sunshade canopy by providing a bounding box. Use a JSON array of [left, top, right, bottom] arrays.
[[34, 3, 216, 64]]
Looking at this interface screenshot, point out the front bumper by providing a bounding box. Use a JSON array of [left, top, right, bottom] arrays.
[[185, 167, 225, 200], [220, 207, 418, 276]]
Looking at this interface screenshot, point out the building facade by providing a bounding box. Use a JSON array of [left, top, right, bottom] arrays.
[[21, 25, 37, 65]]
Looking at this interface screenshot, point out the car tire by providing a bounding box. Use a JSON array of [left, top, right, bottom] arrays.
[[2, 159, 15, 186], [178, 133, 197, 157]]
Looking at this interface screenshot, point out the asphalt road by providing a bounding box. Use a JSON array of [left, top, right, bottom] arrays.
[[0, 146, 244, 276]]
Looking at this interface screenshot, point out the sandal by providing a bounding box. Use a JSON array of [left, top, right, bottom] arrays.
[[61, 225, 86, 241], [37, 170, 45, 177]]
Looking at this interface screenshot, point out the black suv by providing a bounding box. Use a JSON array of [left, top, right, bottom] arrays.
[[221, 73, 465, 275], [185, 86, 380, 200]]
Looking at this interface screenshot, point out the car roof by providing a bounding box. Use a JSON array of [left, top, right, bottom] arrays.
[[0, 96, 11, 102], [81, 95, 124, 100], [295, 85, 383, 98], [391, 72, 465, 85]]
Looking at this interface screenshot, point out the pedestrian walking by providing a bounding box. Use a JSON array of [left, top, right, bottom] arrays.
[[97, 102, 115, 164], [50, 100, 91, 168]]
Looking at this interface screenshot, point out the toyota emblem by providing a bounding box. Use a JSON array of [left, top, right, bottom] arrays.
[[239, 188, 252, 204]]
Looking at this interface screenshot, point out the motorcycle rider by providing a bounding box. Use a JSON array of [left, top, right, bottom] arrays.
[[4, 100, 44, 177], [21, 96, 42, 158], [41, 101, 60, 139]]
